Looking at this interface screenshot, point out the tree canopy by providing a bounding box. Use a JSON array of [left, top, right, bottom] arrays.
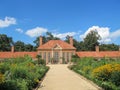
[[83, 30, 101, 51], [0, 34, 13, 51], [14, 41, 35, 51], [100, 43, 119, 51], [0, 32, 119, 52], [34, 32, 60, 48]]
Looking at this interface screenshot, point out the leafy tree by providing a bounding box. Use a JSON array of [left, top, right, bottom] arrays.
[[34, 32, 60, 48], [14, 41, 25, 51], [83, 30, 101, 51], [100, 43, 119, 51], [36, 55, 46, 65], [24, 44, 34, 51], [64, 35, 70, 43], [79, 41, 86, 51], [0, 34, 13, 51], [64, 35, 84, 51], [14, 41, 35, 51]]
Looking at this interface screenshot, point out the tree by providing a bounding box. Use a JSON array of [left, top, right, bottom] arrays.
[[34, 32, 60, 48], [36, 55, 46, 65], [14, 41, 25, 51], [64, 35, 83, 51], [24, 44, 34, 51], [100, 43, 119, 51], [83, 30, 101, 51], [0, 34, 13, 51]]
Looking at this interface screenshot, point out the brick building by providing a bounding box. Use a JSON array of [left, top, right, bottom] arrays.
[[37, 36, 76, 64]]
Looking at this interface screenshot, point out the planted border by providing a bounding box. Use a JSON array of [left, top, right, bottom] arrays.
[[69, 57, 120, 90], [0, 55, 49, 90]]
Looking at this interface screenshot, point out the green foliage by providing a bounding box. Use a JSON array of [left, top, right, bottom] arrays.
[[100, 43, 119, 51], [24, 44, 34, 51], [83, 30, 101, 51], [34, 32, 60, 48], [14, 41, 25, 51], [0, 56, 49, 90], [110, 71, 120, 86], [70, 57, 120, 90], [64, 35, 82, 51], [14, 41, 34, 51], [0, 34, 13, 51], [38, 59, 46, 65], [71, 55, 80, 64], [36, 55, 46, 65], [1, 79, 28, 90], [0, 63, 10, 74]]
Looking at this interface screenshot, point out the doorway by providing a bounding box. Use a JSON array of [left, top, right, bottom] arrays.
[[53, 52, 59, 64]]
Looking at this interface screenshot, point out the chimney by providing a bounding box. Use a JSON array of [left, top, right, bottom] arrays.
[[69, 36, 73, 46], [119, 46, 120, 51], [39, 36, 43, 46], [11, 46, 14, 53], [95, 46, 99, 52]]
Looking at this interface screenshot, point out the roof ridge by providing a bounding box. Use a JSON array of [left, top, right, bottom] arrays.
[[38, 39, 76, 50]]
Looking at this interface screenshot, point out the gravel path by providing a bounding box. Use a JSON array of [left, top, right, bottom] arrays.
[[38, 64, 102, 90]]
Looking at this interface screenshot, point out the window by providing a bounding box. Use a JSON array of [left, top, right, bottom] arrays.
[[43, 52, 46, 60], [39, 52, 42, 57], [48, 52, 51, 63], [53, 52, 59, 63], [67, 52, 69, 62], [62, 52, 65, 59]]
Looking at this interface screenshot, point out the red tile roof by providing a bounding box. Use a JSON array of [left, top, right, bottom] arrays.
[[37, 40, 76, 50], [76, 51, 120, 58], [0, 52, 37, 59]]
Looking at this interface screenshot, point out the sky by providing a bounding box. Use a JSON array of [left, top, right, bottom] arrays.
[[0, 0, 120, 45]]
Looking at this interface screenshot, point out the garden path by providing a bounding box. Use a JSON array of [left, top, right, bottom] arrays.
[[38, 64, 102, 90]]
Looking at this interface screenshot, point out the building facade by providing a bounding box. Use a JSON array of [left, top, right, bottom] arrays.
[[0, 37, 120, 63], [37, 36, 76, 64]]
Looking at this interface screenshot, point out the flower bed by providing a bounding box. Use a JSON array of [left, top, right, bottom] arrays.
[[0, 56, 49, 90], [70, 57, 120, 90]]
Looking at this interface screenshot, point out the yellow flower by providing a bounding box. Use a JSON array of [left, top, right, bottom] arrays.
[[0, 73, 5, 84], [92, 64, 120, 80]]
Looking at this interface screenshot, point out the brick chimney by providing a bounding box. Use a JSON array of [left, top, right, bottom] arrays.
[[39, 36, 43, 46], [69, 36, 73, 46], [95, 46, 99, 52], [11, 46, 14, 53], [119, 46, 120, 51]]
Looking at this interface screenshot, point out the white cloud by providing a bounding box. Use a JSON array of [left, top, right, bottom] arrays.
[[110, 29, 120, 39], [80, 26, 111, 43], [0, 17, 16, 28], [53, 32, 76, 39], [16, 28, 23, 33], [25, 27, 47, 37]]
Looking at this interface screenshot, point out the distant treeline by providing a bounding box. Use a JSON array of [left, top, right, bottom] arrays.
[[0, 31, 119, 52]]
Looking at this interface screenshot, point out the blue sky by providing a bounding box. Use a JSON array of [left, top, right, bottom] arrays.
[[0, 0, 120, 45]]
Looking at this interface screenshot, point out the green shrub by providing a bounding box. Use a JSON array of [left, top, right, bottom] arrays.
[[38, 59, 46, 65], [110, 71, 120, 86], [10, 66, 29, 79], [0, 56, 49, 90], [92, 64, 120, 81], [101, 81, 118, 90], [70, 57, 120, 90], [0, 63, 10, 74], [0, 73, 5, 84], [1, 79, 28, 90]]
